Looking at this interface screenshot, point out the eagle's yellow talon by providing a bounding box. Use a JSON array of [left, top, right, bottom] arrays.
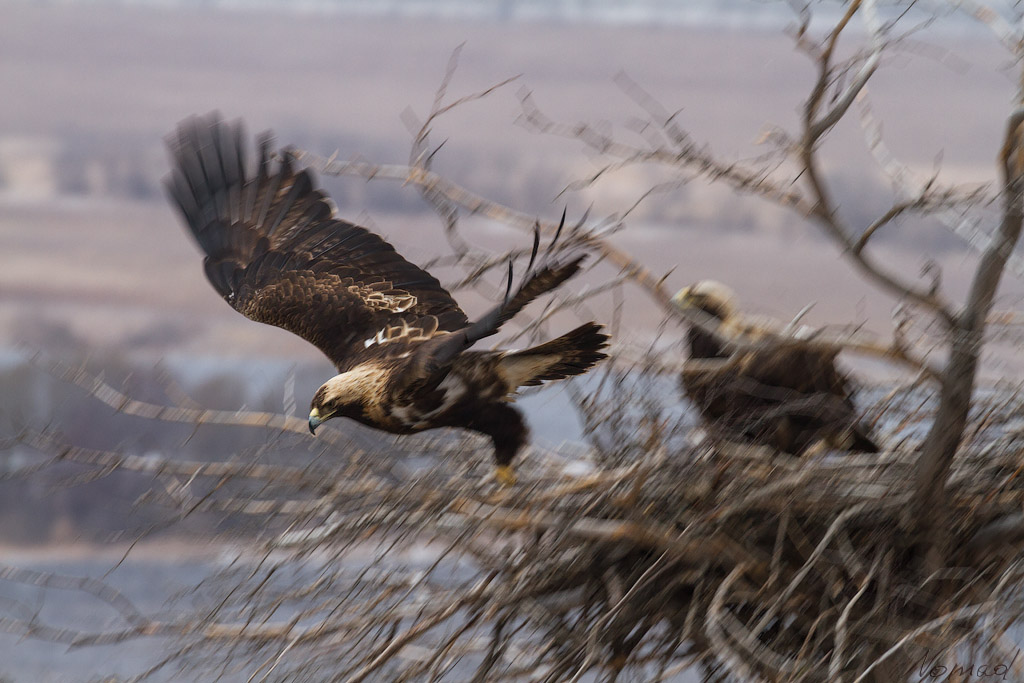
[[495, 465, 517, 487]]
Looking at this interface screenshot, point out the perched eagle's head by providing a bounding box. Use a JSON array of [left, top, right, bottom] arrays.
[[671, 280, 738, 322], [308, 367, 377, 434]]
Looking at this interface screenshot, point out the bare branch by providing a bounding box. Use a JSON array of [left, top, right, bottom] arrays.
[[911, 106, 1024, 530]]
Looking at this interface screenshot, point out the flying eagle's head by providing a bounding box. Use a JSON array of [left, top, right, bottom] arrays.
[[308, 367, 377, 434], [671, 280, 738, 323]]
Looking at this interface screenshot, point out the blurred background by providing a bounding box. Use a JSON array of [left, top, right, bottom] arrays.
[[2, 0, 1024, 679]]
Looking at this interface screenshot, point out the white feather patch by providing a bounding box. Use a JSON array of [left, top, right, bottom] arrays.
[[391, 404, 419, 426], [363, 317, 442, 350], [498, 354, 558, 389], [431, 375, 466, 415]]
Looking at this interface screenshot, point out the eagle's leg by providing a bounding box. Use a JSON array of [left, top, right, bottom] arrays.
[[467, 403, 527, 486]]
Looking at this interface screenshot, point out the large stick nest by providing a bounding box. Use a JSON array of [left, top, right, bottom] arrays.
[[98, 371, 1019, 683]]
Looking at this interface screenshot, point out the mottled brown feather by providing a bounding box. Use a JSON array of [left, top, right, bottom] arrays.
[[165, 113, 469, 368]]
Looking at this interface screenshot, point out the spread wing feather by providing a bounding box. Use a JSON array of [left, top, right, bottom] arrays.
[[165, 113, 469, 368], [405, 255, 587, 381]]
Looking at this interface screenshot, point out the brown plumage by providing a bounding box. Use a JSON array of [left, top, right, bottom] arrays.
[[165, 113, 609, 483], [672, 281, 879, 456]]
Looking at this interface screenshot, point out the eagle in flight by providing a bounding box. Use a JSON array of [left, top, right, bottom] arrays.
[[166, 114, 608, 484], [672, 280, 879, 456]]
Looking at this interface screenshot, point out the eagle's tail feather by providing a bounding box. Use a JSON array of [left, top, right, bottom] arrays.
[[502, 322, 609, 387]]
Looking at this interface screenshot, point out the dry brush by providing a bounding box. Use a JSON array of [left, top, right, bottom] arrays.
[[5, 2, 1024, 682]]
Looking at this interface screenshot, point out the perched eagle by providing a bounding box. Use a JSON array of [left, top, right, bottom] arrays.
[[165, 114, 608, 484], [672, 280, 879, 456]]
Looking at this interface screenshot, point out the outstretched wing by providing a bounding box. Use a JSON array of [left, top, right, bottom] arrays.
[[165, 113, 468, 368], [403, 252, 589, 384]]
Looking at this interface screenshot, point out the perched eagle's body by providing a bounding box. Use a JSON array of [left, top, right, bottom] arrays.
[[673, 281, 878, 456], [166, 114, 608, 482]]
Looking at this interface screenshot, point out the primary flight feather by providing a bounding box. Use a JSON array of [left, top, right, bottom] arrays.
[[165, 113, 608, 484]]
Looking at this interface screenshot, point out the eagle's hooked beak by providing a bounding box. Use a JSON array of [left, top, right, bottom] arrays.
[[308, 409, 323, 435]]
